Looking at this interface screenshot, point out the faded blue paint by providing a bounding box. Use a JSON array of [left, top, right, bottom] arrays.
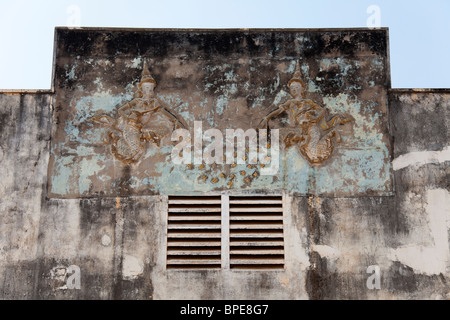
[[51, 87, 392, 197], [270, 74, 281, 94], [50, 155, 74, 195], [65, 63, 77, 80], [273, 90, 289, 105], [51, 88, 392, 196], [63, 90, 133, 145], [315, 147, 390, 194], [250, 96, 266, 109], [282, 148, 310, 194], [216, 96, 228, 115], [78, 157, 105, 194], [224, 70, 236, 82]]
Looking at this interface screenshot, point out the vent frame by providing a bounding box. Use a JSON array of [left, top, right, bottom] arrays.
[[165, 193, 285, 271], [229, 194, 285, 270], [166, 195, 222, 270]]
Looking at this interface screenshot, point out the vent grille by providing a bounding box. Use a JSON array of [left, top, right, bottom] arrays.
[[229, 195, 285, 270], [167, 196, 222, 269]]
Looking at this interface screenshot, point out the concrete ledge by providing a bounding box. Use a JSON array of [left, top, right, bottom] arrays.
[[390, 88, 450, 93], [0, 89, 54, 95], [54, 26, 390, 33]]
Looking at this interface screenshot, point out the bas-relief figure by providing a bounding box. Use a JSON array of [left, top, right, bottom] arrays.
[[93, 61, 185, 164], [258, 61, 352, 165]]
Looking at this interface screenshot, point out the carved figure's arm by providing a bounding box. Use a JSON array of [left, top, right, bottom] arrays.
[[118, 100, 137, 117], [153, 100, 185, 129], [257, 101, 290, 129], [298, 100, 326, 121]]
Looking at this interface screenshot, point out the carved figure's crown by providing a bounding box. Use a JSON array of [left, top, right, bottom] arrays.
[[140, 60, 156, 85], [288, 60, 304, 87]]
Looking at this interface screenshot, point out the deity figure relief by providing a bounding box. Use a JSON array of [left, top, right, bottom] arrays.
[[258, 61, 352, 165], [93, 61, 185, 164]]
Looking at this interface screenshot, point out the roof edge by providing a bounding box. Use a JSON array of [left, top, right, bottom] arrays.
[[54, 26, 389, 33], [0, 89, 54, 94], [390, 88, 450, 93]]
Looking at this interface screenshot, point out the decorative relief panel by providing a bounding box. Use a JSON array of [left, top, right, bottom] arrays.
[[48, 28, 392, 198]]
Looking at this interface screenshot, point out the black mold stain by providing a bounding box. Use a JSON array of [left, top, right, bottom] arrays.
[[79, 198, 105, 239], [0, 260, 38, 299], [306, 252, 337, 300], [389, 92, 450, 157], [114, 165, 132, 196], [388, 262, 418, 292]]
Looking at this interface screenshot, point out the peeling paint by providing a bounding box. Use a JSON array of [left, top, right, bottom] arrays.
[[389, 189, 450, 275], [101, 234, 112, 247], [392, 146, 450, 171], [122, 254, 144, 280], [311, 245, 340, 260]]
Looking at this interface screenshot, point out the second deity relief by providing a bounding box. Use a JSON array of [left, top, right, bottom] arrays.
[[258, 61, 352, 165]]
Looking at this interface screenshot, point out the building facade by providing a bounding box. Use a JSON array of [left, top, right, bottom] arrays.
[[0, 28, 449, 299]]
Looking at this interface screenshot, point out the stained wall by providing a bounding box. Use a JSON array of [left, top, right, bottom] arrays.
[[0, 28, 449, 300]]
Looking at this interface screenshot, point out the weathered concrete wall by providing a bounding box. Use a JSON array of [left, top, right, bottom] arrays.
[[0, 92, 52, 298], [0, 93, 160, 298], [304, 91, 449, 300], [0, 29, 449, 300], [386, 90, 450, 298]]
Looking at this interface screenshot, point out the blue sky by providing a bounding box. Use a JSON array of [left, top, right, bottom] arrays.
[[0, 0, 449, 89]]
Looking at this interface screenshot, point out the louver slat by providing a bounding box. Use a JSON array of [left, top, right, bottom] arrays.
[[167, 196, 221, 269], [229, 195, 284, 270]]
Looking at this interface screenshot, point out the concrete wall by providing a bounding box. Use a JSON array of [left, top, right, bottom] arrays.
[[0, 30, 449, 300]]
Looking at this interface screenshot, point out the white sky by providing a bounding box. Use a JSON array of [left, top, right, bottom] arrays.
[[0, 0, 449, 89]]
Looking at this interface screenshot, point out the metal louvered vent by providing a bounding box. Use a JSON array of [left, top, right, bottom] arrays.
[[166, 194, 285, 270], [229, 195, 284, 270], [166, 196, 222, 269]]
